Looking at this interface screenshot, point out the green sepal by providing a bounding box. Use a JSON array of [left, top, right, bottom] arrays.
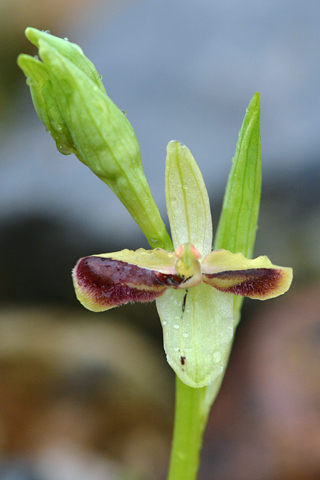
[[156, 284, 233, 388], [214, 93, 262, 323], [18, 54, 76, 155], [24, 28, 106, 93], [165, 141, 212, 255]]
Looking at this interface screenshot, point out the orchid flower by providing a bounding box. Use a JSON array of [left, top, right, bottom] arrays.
[[73, 141, 292, 388]]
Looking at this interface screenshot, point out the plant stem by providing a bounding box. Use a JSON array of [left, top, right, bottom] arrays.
[[167, 377, 209, 480], [167, 345, 233, 480]]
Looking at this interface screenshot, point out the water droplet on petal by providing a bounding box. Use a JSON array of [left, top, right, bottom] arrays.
[[174, 324, 180, 329], [217, 364, 223, 375], [213, 351, 221, 363]]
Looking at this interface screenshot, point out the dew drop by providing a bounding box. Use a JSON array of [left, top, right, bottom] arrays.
[[213, 351, 221, 363], [64, 37, 69, 41], [162, 321, 167, 326], [227, 326, 234, 339], [173, 324, 180, 329], [182, 332, 189, 338], [217, 364, 223, 375], [56, 143, 72, 155]]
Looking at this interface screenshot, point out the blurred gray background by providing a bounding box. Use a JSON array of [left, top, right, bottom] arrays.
[[0, 1, 319, 479]]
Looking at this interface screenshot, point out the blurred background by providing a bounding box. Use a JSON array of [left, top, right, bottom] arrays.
[[0, 0, 320, 479]]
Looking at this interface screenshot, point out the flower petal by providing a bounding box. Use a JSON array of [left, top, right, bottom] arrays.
[[156, 283, 234, 388], [202, 249, 293, 299], [165, 141, 212, 255], [72, 248, 184, 312]]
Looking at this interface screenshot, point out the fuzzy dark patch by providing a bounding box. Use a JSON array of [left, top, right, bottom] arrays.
[[75, 256, 167, 308], [204, 268, 283, 297]]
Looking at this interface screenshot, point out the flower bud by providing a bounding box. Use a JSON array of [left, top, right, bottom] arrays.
[[18, 28, 172, 250]]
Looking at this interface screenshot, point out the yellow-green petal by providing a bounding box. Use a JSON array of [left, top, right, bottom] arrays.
[[93, 248, 177, 271], [73, 248, 178, 312], [202, 249, 293, 300], [165, 141, 212, 255]]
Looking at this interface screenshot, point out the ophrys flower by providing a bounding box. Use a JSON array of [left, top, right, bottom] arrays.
[[73, 142, 292, 387]]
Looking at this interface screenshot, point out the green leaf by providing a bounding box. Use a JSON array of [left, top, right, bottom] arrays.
[[214, 92, 262, 323]]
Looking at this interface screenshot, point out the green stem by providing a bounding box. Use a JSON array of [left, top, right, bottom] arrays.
[[167, 345, 233, 480], [167, 377, 209, 480]]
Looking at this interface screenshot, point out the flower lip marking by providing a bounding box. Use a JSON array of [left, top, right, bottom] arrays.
[[155, 272, 186, 287], [181, 291, 188, 314]]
